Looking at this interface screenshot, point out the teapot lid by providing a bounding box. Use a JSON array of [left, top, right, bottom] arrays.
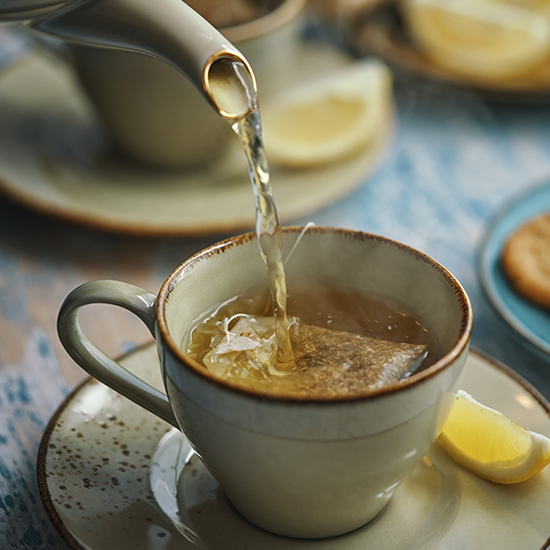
[[0, 0, 68, 21]]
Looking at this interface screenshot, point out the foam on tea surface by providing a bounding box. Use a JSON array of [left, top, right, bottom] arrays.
[[185, 283, 439, 399]]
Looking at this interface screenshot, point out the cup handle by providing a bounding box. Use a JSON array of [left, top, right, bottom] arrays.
[[57, 280, 178, 428]]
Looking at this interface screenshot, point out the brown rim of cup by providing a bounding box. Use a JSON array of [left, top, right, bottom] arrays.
[[222, 0, 307, 44], [157, 226, 473, 404]]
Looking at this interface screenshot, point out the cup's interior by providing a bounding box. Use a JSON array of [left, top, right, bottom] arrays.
[[161, 228, 470, 389]]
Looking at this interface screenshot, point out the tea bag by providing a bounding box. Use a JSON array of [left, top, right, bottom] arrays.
[[289, 324, 427, 397], [203, 316, 427, 396]]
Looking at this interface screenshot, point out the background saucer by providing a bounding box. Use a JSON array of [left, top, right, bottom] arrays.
[[38, 344, 550, 550], [479, 180, 550, 359], [350, 1, 550, 103], [0, 45, 392, 236]]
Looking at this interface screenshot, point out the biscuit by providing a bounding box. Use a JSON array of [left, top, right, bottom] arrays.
[[501, 213, 550, 309]]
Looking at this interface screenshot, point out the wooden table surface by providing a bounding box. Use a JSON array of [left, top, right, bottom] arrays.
[[1, 25, 550, 549]]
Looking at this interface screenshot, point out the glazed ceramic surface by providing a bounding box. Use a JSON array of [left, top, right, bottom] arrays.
[[38, 345, 550, 550], [0, 44, 392, 234], [479, 180, 550, 359], [57, 227, 471, 538], [160, 228, 470, 537], [69, 0, 306, 169]]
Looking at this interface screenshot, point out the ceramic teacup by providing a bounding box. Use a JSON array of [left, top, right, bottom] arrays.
[[57, 227, 472, 539], [67, 0, 306, 169]]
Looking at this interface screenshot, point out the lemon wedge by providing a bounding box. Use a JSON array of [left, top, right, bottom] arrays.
[[403, 0, 550, 79], [438, 390, 550, 484], [261, 60, 392, 168]]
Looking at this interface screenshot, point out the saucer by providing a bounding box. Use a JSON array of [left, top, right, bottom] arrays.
[[350, 1, 550, 102], [0, 45, 392, 236], [38, 344, 550, 549], [479, 181, 550, 359]]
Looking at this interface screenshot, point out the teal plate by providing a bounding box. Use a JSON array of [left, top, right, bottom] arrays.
[[479, 181, 550, 359]]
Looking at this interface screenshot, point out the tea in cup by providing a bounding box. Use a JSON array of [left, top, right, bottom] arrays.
[[57, 227, 472, 538]]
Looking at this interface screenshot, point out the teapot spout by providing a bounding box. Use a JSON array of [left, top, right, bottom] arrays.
[[29, 0, 257, 117]]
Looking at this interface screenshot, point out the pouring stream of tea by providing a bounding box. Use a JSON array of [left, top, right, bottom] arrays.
[[207, 57, 294, 371]]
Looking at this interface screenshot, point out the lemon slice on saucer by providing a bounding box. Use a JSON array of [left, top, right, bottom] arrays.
[[438, 390, 550, 484], [261, 60, 392, 168], [403, 0, 550, 79]]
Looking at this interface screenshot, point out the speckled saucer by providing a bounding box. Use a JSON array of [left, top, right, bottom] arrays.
[[38, 345, 550, 550]]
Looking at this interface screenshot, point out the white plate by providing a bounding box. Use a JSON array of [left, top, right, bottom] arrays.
[[38, 344, 550, 549], [0, 46, 392, 236]]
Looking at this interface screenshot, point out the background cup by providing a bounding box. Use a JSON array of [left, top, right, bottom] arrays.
[[67, 0, 306, 170], [57, 227, 472, 539]]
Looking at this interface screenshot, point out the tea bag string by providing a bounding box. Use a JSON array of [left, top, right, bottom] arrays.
[[284, 223, 316, 267]]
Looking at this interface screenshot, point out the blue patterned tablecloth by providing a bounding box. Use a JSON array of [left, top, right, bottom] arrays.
[[0, 23, 550, 549]]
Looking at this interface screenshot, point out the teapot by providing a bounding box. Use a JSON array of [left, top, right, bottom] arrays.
[[0, 0, 257, 118]]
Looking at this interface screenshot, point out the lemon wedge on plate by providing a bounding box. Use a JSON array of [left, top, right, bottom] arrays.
[[438, 390, 550, 484], [261, 60, 392, 168], [403, 0, 550, 79]]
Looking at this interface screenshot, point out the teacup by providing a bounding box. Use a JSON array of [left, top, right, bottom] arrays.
[[57, 227, 472, 539], [67, 0, 306, 169]]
